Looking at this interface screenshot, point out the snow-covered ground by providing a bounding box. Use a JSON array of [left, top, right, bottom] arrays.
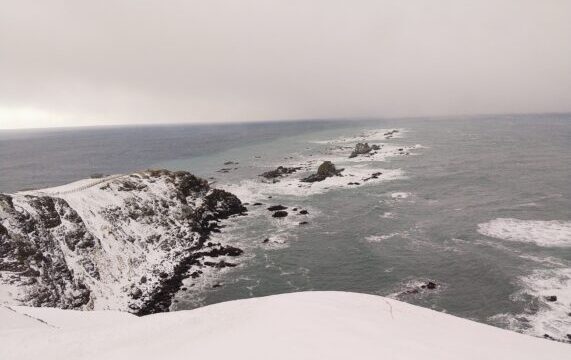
[[1, 291, 569, 360]]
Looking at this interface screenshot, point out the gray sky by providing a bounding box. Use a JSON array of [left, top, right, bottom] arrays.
[[1, 0, 570, 129]]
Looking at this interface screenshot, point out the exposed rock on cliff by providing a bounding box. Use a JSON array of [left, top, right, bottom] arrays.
[[0, 170, 246, 314]]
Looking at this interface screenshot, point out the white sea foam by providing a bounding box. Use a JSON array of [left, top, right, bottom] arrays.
[[491, 268, 571, 342], [223, 167, 405, 200], [365, 233, 400, 243], [391, 192, 410, 199], [219, 127, 421, 201], [477, 218, 571, 247], [311, 128, 406, 144]]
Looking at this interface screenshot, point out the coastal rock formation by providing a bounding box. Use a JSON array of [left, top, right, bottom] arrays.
[[349, 143, 380, 158], [0, 170, 246, 314], [301, 161, 344, 183], [259, 166, 302, 180], [267, 205, 287, 211]]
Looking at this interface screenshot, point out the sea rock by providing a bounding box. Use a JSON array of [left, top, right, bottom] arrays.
[[545, 295, 557, 302], [272, 211, 288, 218], [260, 166, 302, 180], [301, 161, 344, 183], [349, 143, 373, 158], [267, 205, 287, 211]]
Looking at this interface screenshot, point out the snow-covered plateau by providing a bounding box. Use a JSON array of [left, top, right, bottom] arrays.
[[1, 291, 569, 360], [0, 170, 247, 314]]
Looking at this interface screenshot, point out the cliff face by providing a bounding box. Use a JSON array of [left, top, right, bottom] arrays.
[[0, 170, 246, 314]]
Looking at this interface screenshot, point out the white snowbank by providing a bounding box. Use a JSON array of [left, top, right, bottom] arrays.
[[478, 218, 571, 247], [1, 291, 569, 360]]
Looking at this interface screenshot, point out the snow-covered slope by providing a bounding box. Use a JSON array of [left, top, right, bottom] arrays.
[[1, 291, 569, 360], [0, 170, 246, 314]]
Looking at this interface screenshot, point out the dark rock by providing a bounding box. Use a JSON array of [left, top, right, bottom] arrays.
[[140, 276, 147, 284], [217, 246, 243, 257], [253, 202, 263, 206], [267, 205, 288, 211], [204, 260, 237, 268], [299, 221, 308, 225], [301, 161, 344, 182], [0, 222, 7, 237], [272, 211, 288, 218], [545, 295, 557, 302], [299, 210, 309, 215], [262, 238, 270, 243], [426, 281, 437, 290], [260, 166, 302, 179], [131, 288, 143, 299], [349, 143, 373, 158], [363, 172, 383, 181], [212, 283, 223, 288]]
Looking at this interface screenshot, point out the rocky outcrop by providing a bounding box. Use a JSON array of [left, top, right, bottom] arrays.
[[0, 170, 246, 314], [267, 205, 287, 211], [259, 166, 302, 180], [301, 161, 344, 183], [349, 143, 380, 158]]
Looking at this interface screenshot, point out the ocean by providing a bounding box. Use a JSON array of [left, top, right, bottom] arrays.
[[1, 114, 570, 340]]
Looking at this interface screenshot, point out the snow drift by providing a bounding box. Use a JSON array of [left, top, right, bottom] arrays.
[[1, 291, 569, 360]]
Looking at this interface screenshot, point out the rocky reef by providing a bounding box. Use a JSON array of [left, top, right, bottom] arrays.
[[301, 161, 344, 183], [259, 166, 302, 180], [349, 142, 380, 158], [0, 170, 246, 314]]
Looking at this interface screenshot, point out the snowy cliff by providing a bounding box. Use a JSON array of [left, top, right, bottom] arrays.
[[0, 170, 246, 314]]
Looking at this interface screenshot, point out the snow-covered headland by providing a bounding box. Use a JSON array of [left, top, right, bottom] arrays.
[[0, 170, 247, 314], [1, 291, 569, 360]]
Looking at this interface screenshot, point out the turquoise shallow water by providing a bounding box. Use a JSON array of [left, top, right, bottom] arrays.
[[2, 114, 571, 340]]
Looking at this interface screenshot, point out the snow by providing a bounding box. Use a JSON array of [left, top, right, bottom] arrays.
[[1, 291, 569, 360], [478, 218, 571, 247]]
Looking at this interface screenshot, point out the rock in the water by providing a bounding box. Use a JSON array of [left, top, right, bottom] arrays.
[[299, 210, 309, 215], [301, 161, 344, 183], [545, 295, 557, 302], [272, 210, 288, 218], [260, 166, 302, 180], [267, 205, 288, 211], [349, 143, 373, 158]]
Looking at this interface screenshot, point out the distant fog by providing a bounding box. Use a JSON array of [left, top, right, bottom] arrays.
[[1, 0, 570, 129]]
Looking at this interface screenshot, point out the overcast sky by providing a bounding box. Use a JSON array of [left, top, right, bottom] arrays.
[[1, 0, 570, 129]]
